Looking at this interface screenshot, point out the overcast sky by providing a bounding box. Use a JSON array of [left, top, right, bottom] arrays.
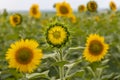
[[0, 0, 120, 11]]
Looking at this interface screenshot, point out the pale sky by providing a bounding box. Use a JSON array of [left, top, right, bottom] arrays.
[[0, 0, 120, 11]]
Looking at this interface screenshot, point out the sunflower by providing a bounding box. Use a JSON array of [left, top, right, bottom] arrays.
[[94, 16, 100, 22], [109, 1, 117, 11], [29, 4, 41, 19], [10, 13, 22, 27], [87, 1, 97, 12], [78, 4, 86, 12], [83, 34, 109, 62], [6, 39, 43, 73], [46, 23, 69, 48], [56, 1, 73, 17], [69, 14, 76, 23]]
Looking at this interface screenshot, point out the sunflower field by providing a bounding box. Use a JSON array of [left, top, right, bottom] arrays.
[[0, 0, 120, 80]]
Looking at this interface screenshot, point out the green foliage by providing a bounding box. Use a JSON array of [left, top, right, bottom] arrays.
[[0, 11, 120, 80]]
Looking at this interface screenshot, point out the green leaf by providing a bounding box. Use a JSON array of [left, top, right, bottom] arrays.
[[114, 74, 120, 79], [52, 61, 69, 67], [101, 59, 109, 65], [66, 70, 85, 79], [101, 73, 114, 80], [42, 53, 56, 59], [27, 70, 49, 79], [86, 66, 96, 78], [65, 57, 82, 69], [72, 70, 85, 77]]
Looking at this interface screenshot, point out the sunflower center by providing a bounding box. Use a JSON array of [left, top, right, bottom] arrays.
[[80, 6, 85, 11], [89, 40, 103, 55], [52, 31, 61, 39], [60, 5, 69, 14], [90, 2, 97, 10], [32, 7, 37, 14], [81, 6, 84, 10], [16, 47, 33, 64], [13, 16, 18, 23], [111, 3, 116, 9]]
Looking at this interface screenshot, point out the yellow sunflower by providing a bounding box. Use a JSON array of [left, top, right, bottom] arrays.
[[87, 1, 97, 12], [78, 4, 86, 12], [109, 1, 117, 11], [10, 13, 22, 27], [83, 34, 109, 62], [94, 16, 100, 22], [6, 39, 43, 73], [29, 4, 41, 19], [69, 14, 76, 23], [56, 1, 73, 17], [46, 23, 69, 48]]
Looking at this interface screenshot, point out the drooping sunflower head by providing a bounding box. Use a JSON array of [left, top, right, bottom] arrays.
[[6, 39, 43, 73], [83, 34, 109, 62], [94, 16, 100, 22], [109, 1, 117, 12], [87, 1, 97, 12], [46, 23, 70, 48], [69, 14, 77, 23], [29, 4, 41, 19], [56, 1, 73, 17], [10, 13, 22, 27], [78, 4, 86, 12]]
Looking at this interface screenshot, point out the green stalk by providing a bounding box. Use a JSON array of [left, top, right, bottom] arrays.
[[22, 73, 28, 80], [58, 49, 65, 80]]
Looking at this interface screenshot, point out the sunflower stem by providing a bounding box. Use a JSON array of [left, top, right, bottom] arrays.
[[58, 49, 65, 80], [22, 73, 28, 80], [92, 69, 101, 80]]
